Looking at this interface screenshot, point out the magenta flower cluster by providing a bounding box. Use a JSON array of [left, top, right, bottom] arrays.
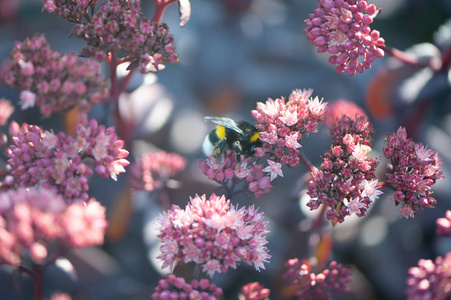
[[43, 0, 179, 73], [199, 153, 272, 198], [2, 34, 105, 116], [151, 274, 223, 300], [283, 258, 351, 300], [383, 127, 444, 219], [156, 194, 270, 278], [252, 89, 327, 167], [437, 210, 451, 237], [0, 187, 107, 267], [305, 0, 385, 76], [129, 151, 186, 192], [307, 114, 380, 224], [405, 252, 451, 300], [239, 282, 270, 300], [6, 118, 129, 202]]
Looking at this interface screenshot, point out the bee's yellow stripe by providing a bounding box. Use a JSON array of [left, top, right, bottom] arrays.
[[216, 125, 226, 139], [250, 132, 260, 143]]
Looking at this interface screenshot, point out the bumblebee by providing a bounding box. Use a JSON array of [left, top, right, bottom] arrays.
[[202, 116, 261, 160]]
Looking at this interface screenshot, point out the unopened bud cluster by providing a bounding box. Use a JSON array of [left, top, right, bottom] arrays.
[[199, 152, 272, 198], [305, 0, 385, 76], [307, 114, 380, 224], [383, 127, 444, 218], [43, 0, 179, 73], [283, 258, 351, 299], [151, 274, 223, 300], [2, 34, 105, 116]]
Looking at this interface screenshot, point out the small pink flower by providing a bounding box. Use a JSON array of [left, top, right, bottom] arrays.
[[352, 144, 371, 161], [262, 160, 284, 181], [19, 90, 36, 110], [399, 204, 415, 219], [361, 179, 383, 201], [437, 210, 451, 237], [347, 197, 366, 216], [239, 282, 270, 300], [0, 98, 14, 125]]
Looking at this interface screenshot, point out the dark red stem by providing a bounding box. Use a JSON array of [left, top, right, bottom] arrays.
[[299, 149, 316, 175], [19, 265, 44, 300], [381, 46, 440, 71], [153, 0, 179, 23]]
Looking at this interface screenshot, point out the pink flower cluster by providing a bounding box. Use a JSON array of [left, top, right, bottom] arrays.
[[383, 127, 444, 219], [283, 259, 351, 300], [239, 282, 270, 300], [6, 118, 129, 201], [252, 89, 327, 167], [2, 34, 105, 116], [156, 194, 270, 278], [304, 0, 385, 76], [151, 274, 223, 300], [199, 153, 272, 198], [129, 151, 186, 192], [44, 0, 179, 73], [437, 210, 451, 237], [307, 114, 381, 224], [0, 188, 107, 267], [406, 252, 451, 300]]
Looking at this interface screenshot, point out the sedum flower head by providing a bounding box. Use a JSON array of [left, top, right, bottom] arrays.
[[199, 152, 272, 198], [252, 89, 327, 168], [151, 274, 223, 300], [283, 258, 351, 300], [129, 151, 186, 192], [305, 0, 385, 76], [155, 194, 270, 278], [0, 187, 107, 267], [2, 34, 105, 117], [239, 282, 270, 300], [43, 0, 179, 73], [5, 118, 129, 202], [307, 114, 380, 224], [437, 210, 451, 237], [406, 253, 451, 300], [383, 127, 444, 219]]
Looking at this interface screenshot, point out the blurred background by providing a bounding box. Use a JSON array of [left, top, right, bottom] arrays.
[[1, 0, 451, 299]]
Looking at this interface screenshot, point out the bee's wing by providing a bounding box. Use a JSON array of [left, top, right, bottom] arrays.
[[204, 116, 244, 135]]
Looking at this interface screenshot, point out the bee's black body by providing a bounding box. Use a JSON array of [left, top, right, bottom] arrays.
[[202, 116, 261, 160]]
